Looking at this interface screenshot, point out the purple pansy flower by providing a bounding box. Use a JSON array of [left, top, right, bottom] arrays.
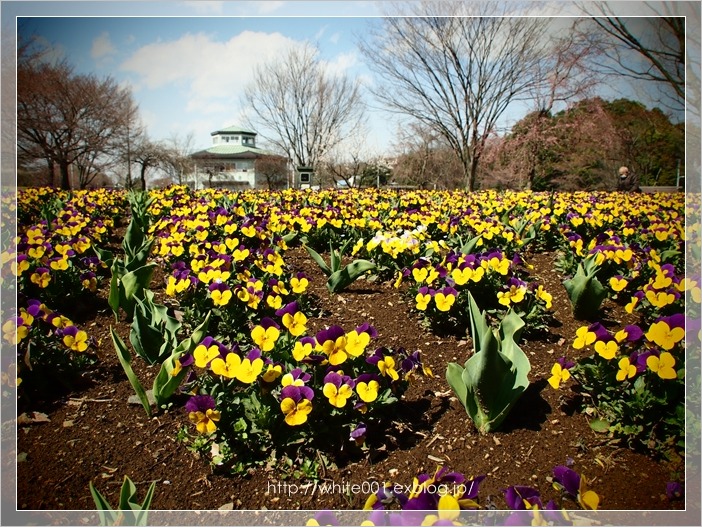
[[666, 481, 683, 501], [275, 301, 299, 318], [552, 465, 580, 496], [185, 394, 216, 414], [280, 383, 314, 403], [350, 422, 367, 445], [315, 325, 345, 345], [503, 485, 542, 510]]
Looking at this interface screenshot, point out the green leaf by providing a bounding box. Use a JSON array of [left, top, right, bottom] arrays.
[[118, 476, 139, 510], [117, 476, 155, 526], [92, 245, 114, 268], [136, 481, 156, 523], [130, 296, 181, 364], [466, 291, 490, 352], [124, 219, 146, 259], [173, 311, 211, 356], [498, 309, 530, 384], [460, 235, 482, 255], [589, 418, 611, 433], [111, 327, 151, 417], [152, 352, 189, 407], [446, 362, 468, 409], [130, 298, 168, 365], [563, 258, 607, 320], [339, 238, 354, 258], [521, 221, 542, 246], [303, 244, 332, 276], [327, 260, 376, 293], [329, 240, 340, 273], [447, 293, 530, 433], [500, 203, 517, 225], [660, 249, 681, 262], [149, 301, 181, 335], [89, 481, 118, 526], [119, 263, 157, 317], [124, 239, 155, 272], [282, 231, 298, 244], [462, 327, 523, 433], [108, 271, 122, 321]]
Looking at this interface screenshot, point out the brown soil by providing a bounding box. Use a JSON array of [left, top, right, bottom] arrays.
[[15, 246, 684, 514]]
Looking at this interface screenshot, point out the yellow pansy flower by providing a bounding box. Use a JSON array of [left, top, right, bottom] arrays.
[[646, 352, 677, 380]]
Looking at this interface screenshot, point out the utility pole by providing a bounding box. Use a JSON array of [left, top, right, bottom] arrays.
[[126, 124, 132, 189]]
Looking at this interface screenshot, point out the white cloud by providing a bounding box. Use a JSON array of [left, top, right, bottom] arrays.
[[328, 32, 340, 45], [255, 1, 285, 15], [322, 51, 358, 76], [181, 1, 224, 14], [120, 30, 297, 123], [314, 25, 327, 41], [91, 32, 116, 59]]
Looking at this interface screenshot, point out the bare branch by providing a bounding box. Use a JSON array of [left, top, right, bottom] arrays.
[[578, 3, 685, 112], [242, 42, 365, 172], [357, 6, 555, 190]]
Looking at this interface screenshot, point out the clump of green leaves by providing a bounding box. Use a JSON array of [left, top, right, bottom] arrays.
[[126, 189, 155, 232], [89, 475, 155, 526], [576, 354, 685, 457], [129, 291, 182, 365], [304, 240, 376, 293], [39, 193, 68, 225], [112, 313, 210, 417], [563, 254, 607, 320], [95, 211, 156, 321], [446, 292, 530, 433]]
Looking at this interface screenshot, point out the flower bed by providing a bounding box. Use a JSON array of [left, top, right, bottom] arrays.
[[8, 187, 697, 520]]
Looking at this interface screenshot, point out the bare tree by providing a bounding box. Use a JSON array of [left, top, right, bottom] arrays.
[[254, 155, 289, 189], [242, 42, 366, 172], [517, 23, 602, 189], [580, 4, 685, 112], [358, 4, 557, 191], [17, 50, 139, 190], [130, 137, 167, 191], [161, 131, 196, 186], [72, 147, 108, 189], [319, 124, 378, 188], [320, 150, 365, 189], [121, 106, 146, 189], [392, 121, 464, 190]]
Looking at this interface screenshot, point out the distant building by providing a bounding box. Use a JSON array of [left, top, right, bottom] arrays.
[[189, 126, 288, 189]]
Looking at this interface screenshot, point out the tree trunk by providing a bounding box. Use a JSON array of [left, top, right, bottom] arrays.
[[463, 153, 479, 192], [139, 165, 147, 191], [45, 157, 55, 188], [59, 159, 71, 190], [525, 168, 534, 191], [469, 156, 480, 192]]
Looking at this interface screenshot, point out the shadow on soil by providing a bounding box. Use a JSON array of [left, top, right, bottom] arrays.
[[363, 391, 453, 464], [499, 379, 552, 433]]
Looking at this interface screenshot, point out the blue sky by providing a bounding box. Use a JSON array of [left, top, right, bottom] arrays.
[[8, 1, 691, 158], [16, 10, 391, 153]]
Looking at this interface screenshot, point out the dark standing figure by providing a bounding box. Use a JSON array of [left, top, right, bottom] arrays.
[[617, 166, 640, 192]]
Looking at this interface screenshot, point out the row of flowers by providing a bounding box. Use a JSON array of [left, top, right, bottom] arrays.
[[307, 463, 683, 524], [7, 185, 694, 509], [3, 298, 95, 391], [546, 191, 693, 459]]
